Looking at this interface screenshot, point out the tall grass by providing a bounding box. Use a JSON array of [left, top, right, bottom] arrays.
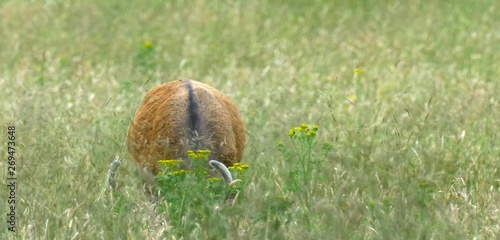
[[1, 0, 499, 239]]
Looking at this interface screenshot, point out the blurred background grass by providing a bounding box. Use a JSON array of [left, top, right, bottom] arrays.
[[1, 0, 499, 239]]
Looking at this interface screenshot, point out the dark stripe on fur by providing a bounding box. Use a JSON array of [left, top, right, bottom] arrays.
[[185, 81, 201, 148]]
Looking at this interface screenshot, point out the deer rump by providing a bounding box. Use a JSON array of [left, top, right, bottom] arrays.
[[127, 80, 246, 179]]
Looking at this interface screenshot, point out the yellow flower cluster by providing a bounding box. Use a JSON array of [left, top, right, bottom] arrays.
[[158, 159, 181, 167], [228, 162, 250, 172], [353, 66, 363, 76], [172, 169, 191, 175], [142, 41, 153, 49], [187, 149, 211, 160], [288, 124, 319, 138], [158, 168, 192, 176], [207, 177, 223, 182]]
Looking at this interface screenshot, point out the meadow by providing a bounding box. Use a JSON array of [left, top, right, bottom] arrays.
[[1, 0, 499, 239]]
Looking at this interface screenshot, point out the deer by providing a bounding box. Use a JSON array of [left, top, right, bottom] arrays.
[[124, 79, 246, 194]]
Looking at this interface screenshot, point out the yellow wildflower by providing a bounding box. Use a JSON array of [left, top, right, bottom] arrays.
[[207, 177, 222, 182], [142, 41, 153, 49], [239, 164, 250, 169], [187, 149, 211, 160], [289, 129, 296, 137], [158, 159, 181, 167], [353, 66, 363, 76], [347, 93, 357, 103], [228, 163, 249, 172], [172, 169, 191, 175]]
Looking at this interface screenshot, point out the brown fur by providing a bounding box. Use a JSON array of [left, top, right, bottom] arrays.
[[127, 79, 246, 178]]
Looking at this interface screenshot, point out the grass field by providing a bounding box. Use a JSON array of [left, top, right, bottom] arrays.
[[1, 0, 499, 239]]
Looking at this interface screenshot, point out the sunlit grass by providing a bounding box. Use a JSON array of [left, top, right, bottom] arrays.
[[1, 0, 499, 239]]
